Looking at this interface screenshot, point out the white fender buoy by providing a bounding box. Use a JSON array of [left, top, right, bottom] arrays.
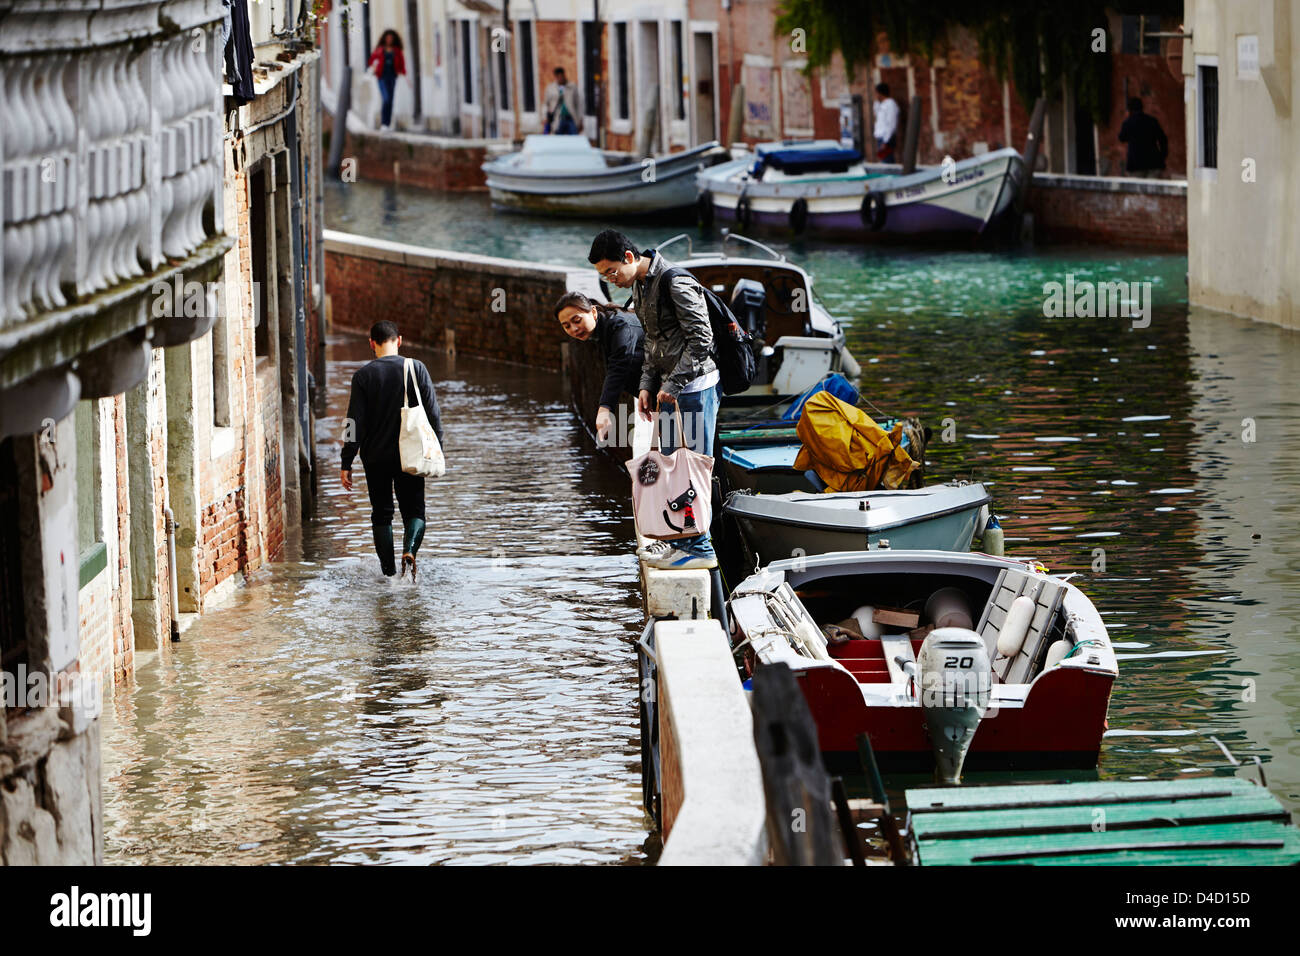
[[1044, 638, 1072, 669], [982, 515, 1005, 556], [795, 618, 832, 661], [925, 587, 973, 631], [997, 595, 1036, 659], [851, 604, 883, 639]]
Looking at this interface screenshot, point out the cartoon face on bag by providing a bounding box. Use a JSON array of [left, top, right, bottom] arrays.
[[663, 483, 697, 533]]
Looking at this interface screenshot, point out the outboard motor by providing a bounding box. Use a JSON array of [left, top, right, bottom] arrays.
[[730, 278, 767, 342], [917, 627, 993, 784]]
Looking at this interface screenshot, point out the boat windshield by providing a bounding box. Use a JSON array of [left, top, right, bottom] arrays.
[[682, 261, 814, 342]]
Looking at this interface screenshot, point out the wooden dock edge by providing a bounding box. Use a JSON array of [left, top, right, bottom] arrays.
[[655, 619, 768, 866]]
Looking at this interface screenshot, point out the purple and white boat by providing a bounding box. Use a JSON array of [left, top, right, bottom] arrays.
[[696, 140, 1025, 240]]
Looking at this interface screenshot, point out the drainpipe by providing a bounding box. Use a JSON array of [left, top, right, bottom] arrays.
[[164, 506, 181, 642], [314, 59, 327, 412], [286, 77, 313, 513]]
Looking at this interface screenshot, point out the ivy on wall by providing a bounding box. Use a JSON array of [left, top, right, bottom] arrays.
[[774, 0, 1183, 125]]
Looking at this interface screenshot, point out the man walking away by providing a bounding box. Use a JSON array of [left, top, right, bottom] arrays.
[[1118, 97, 1168, 177], [543, 67, 583, 135], [341, 321, 444, 580], [873, 82, 899, 162], [588, 230, 718, 572]]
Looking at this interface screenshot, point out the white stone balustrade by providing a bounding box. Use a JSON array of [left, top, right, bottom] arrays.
[[0, 0, 226, 329]]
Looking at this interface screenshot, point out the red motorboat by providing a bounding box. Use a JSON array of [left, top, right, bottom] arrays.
[[727, 550, 1117, 780]]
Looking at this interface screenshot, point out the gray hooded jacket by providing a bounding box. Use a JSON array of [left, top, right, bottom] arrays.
[[632, 251, 716, 399]]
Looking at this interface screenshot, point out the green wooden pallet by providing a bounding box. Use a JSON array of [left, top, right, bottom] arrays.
[[906, 777, 1300, 866]]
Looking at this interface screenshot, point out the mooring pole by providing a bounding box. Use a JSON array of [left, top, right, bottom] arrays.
[[329, 65, 352, 179], [900, 95, 922, 173], [1013, 96, 1048, 242]]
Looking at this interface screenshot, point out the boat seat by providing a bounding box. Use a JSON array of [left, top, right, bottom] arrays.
[[975, 569, 1065, 684], [803, 470, 827, 492]]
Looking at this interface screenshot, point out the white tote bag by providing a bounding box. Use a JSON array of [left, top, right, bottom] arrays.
[[626, 407, 714, 540], [399, 358, 445, 478]]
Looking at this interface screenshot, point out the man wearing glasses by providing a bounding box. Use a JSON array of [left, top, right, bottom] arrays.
[[588, 229, 718, 571]]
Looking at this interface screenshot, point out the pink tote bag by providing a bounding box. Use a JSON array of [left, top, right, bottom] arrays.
[[626, 407, 715, 540]]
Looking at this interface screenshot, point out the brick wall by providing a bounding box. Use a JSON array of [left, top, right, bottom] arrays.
[[76, 393, 134, 694], [696, 0, 1182, 179], [323, 110, 496, 191], [1099, 49, 1186, 177], [534, 20, 578, 101], [1027, 175, 1187, 251], [325, 232, 596, 372], [76, 569, 113, 696]]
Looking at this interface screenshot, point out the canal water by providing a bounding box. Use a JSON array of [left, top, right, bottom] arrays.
[[99, 181, 1300, 864]]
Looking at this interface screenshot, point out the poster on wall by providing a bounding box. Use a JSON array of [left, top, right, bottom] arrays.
[[742, 62, 774, 139], [782, 65, 814, 137]]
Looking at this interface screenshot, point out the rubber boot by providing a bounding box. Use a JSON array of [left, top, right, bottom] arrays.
[[401, 518, 426, 582], [403, 517, 426, 556], [372, 523, 396, 576]]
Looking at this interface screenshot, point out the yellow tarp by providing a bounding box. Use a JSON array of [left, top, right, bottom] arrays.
[[793, 391, 919, 492]]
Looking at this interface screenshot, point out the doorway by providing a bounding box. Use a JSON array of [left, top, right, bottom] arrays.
[[692, 31, 715, 145], [636, 22, 661, 152]]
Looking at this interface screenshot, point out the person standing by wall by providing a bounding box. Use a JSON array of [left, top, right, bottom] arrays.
[[341, 321, 444, 581], [543, 67, 583, 135], [368, 29, 406, 130], [873, 82, 899, 162], [588, 230, 718, 571], [1118, 97, 1169, 178]]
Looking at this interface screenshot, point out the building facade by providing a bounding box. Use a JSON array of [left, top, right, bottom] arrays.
[[0, 0, 325, 864], [320, 1, 1186, 179], [321, 0, 712, 154], [1184, 0, 1299, 330]]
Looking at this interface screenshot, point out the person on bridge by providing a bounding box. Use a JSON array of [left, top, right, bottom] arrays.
[[554, 291, 645, 447], [1118, 96, 1169, 178], [873, 82, 900, 162], [341, 321, 444, 581], [588, 230, 718, 572], [368, 29, 406, 130], [543, 67, 583, 135]]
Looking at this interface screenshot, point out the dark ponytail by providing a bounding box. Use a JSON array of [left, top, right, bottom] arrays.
[[553, 291, 620, 322]]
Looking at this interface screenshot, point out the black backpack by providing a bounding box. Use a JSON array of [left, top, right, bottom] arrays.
[[656, 267, 757, 396]]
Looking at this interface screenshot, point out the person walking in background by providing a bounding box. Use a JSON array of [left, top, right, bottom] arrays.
[[543, 67, 583, 135], [368, 29, 406, 130], [873, 82, 900, 162], [555, 291, 645, 446], [341, 321, 444, 581], [588, 230, 718, 572], [1118, 97, 1169, 177]]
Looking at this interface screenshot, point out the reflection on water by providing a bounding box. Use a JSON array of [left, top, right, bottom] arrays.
[[99, 185, 1299, 865]]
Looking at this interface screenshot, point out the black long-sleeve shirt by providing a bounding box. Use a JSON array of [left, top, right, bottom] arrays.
[[594, 309, 645, 410], [1118, 111, 1168, 172], [341, 354, 443, 471]]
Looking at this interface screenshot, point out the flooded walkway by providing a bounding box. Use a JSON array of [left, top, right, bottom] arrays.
[[100, 340, 652, 864]]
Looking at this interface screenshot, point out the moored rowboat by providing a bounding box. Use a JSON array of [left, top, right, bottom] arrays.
[[725, 482, 990, 565], [727, 550, 1117, 778]]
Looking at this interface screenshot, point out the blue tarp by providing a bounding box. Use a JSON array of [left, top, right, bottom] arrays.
[[781, 373, 861, 422], [761, 148, 862, 175]]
